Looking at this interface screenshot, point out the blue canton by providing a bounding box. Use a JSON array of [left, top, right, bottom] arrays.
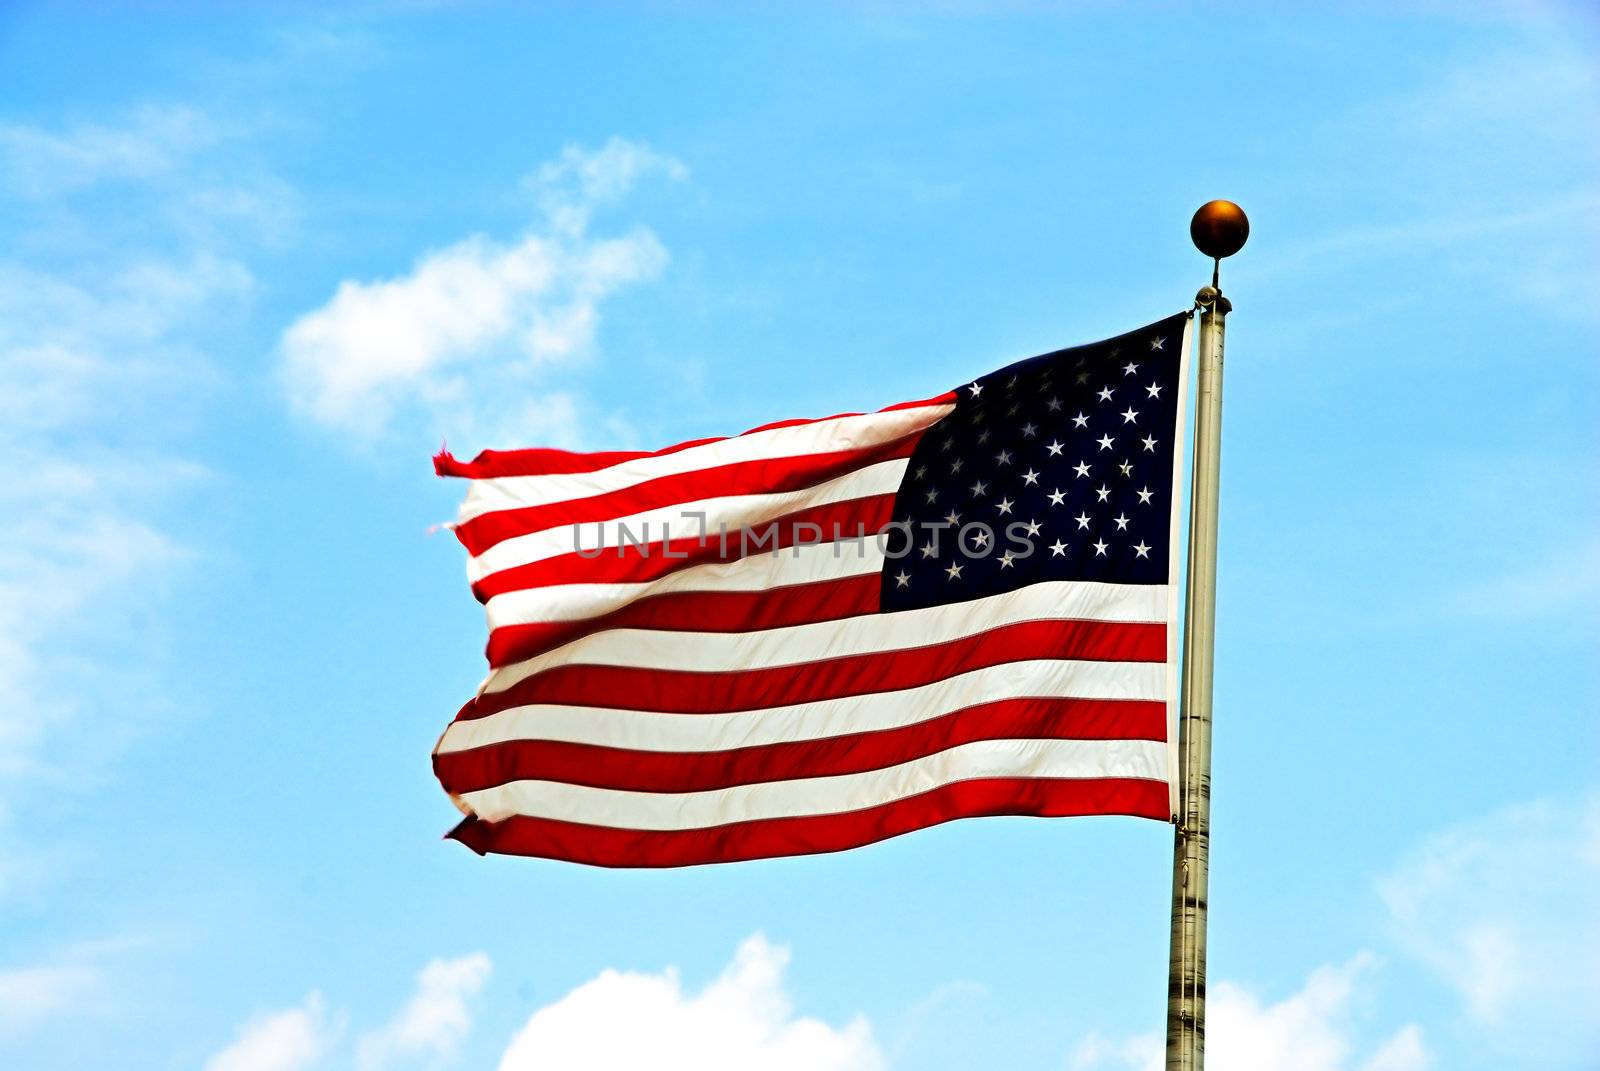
[[880, 311, 1189, 612]]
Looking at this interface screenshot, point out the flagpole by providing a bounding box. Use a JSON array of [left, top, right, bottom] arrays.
[[1165, 200, 1248, 1071]]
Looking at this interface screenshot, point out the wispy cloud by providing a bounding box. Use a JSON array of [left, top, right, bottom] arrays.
[[1069, 793, 1600, 1071], [1378, 790, 1600, 1062], [1069, 954, 1429, 1071], [1436, 535, 1600, 622], [0, 937, 140, 1041], [1252, 32, 1600, 321], [204, 951, 491, 1071], [1403, 452, 1599, 630], [203, 992, 337, 1071], [0, 99, 285, 895], [278, 138, 683, 449], [0, 104, 217, 197], [356, 953, 492, 1070], [0, 955, 104, 1040], [0, 255, 237, 797]]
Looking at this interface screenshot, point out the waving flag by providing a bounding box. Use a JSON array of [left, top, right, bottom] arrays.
[[433, 311, 1192, 867]]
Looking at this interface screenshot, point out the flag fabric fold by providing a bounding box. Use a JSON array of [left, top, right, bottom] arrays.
[[434, 311, 1192, 866]]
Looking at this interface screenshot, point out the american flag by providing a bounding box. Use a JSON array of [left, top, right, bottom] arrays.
[[433, 311, 1192, 867]]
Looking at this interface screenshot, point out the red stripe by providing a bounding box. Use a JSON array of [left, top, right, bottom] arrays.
[[435, 697, 1164, 794], [486, 573, 882, 668], [471, 495, 897, 602], [456, 436, 918, 558], [447, 776, 1170, 867], [460, 617, 1165, 721], [435, 394, 957, 479]]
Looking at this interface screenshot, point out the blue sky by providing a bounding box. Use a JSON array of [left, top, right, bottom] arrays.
[[1, 4, 1596, 1069]]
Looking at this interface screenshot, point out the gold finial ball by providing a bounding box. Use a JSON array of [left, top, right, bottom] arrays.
[[1190, 200, 1249, 259]]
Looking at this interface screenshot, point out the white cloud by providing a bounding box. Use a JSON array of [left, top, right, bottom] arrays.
[[279, 138, 682, 448], [204, 992, 335, 1071], [497, 934, 883, 1071], [1068, 1030, 1162, 1071], [202, 952, 489, 1071], [1069, 956, 1428, 1071], [1206, 957, 1428, 1071], [357, 953, 492, 1070], [1378, 790, 1600, 1062]]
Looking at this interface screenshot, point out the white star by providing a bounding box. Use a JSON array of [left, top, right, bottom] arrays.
[[1021, 422, 1038, 438], [1142, 435, 1158, 452], [1121, 407, 1139, 424], [1007, 402, 1020, 416], [1046, 439, 1064, 457], [1076, 370, 1091, 385], [1046, 397, 1063, 412], [919, 542, 937, 558], [951, 458, 964, 473], [967, 382, 983, 397], [940, 437, 954, 452], [995, 449, 1013, 466], [1096, 485, 1111, 502], [1049, 539, 1067, 556], [1137, 486, 1154, 504], [1133, 542, 1151, 558], [925, 488, 939, 503], [1149, 336, 1165, 351], [1097, 386, 1114, 402], [1073, 461, 1091, 478], [970, 480, 988, 496], [1146, 382, 1163, 399], [1119, 461, 1133, 476], [977, 429, 991, 444], [972, 529, 991, 549], [998, 551, 1016, 569], [894, 571, 911, 588], [1006, 375, 1018, 389], [1075, 512, 1092, 530], [1022, 468, 1040, 486], [1072, 412, 1089, 429], [996, 497, 1014, 515], [944, 510, 961, 526], [1097, 434, 1115, 451], [1047, 488, 1066, 506], [1123, 361, 1139, 376], [914, 465, 927, 479], [1093, 539, 1109, 556], [1023, 518, 1042, 537], [1114, 514, 1130, 530], [945, 561, 964, 580]]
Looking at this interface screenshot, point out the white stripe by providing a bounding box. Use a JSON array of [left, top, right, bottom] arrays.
[[1165, 314, 1195, 820], [468, 457, 908, 584], [457, 402, 955, 524], [484, 540, 885, 631], [482, 579, 1167, 695], [440, 657, 1164, 756], [458, 737, 1167, 829]]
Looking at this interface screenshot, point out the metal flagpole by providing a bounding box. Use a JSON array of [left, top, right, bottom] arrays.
[[1165, 200, 1248, 1071]]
